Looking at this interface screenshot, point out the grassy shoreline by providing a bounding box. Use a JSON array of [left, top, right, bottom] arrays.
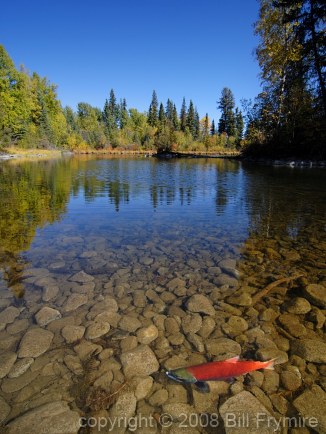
[[0, 147, 240, 160]]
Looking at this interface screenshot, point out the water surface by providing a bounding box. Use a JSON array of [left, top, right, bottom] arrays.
[[0, 156, 325, 432]]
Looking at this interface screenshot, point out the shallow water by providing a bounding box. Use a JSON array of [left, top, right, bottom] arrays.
[[0, 156, 325, 433]]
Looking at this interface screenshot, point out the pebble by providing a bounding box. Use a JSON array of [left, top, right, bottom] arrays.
[[0, 306, 20, 324], [186, 294, 215, 316], [291, 338, 326, 363], [303, 283, 326, 308], [120, 344, 159, 377], [220, 391, 275, 433], [8, 357, 34, 378], [42, 286, 59, 302], [85, 321, 110, 339], [35, 307, 61, 326], [0, 352, 17, 378], [69, 270, 94, 283], [0, 396, 10, 423], [18, 328, 54, 358], [64, 293, 88, 312], [293, 385, 326, 433], [222, 315, 248, 337], [119, 315, 142, 332], [136, 324, 159, 344], [278, 313, 307, 337], [285, 297, 311, 314], [61, 325, 85, 343], [205, 337, 241, 358], [5, 401, 81, 434], [280, 369, 301, 391]]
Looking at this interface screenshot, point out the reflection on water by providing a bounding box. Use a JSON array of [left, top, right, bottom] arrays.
[[0, 156, 325, 432]]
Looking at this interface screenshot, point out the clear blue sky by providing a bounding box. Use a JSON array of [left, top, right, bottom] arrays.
[[1, 0, 261, 122]]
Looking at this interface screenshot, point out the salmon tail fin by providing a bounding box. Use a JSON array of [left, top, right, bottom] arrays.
[[264, 358, 276, 370]]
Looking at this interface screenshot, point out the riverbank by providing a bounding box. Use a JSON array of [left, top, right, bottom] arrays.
[[0, 147, 240, 161]]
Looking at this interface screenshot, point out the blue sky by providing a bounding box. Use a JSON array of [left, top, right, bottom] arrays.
[[1, 0, 261, 122]]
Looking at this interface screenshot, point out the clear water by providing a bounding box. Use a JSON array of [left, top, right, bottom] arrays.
[[0, 156, 325, 431]]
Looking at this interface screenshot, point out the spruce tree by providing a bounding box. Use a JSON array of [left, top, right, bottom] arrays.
[[119, 98, 128, 129], [180, 97, 187, 132], [172, 104, 179, 130], [148, 90, 158, 127], [210, 119, 216, 135], [158, 103, 166, 125], [235, 108, 244, 141], [217, 87, 236, 136], [187, 100, 196, 137]]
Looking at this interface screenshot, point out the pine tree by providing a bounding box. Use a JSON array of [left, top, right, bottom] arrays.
[[147, 90, 158, 127], [180, 97, 187, 132]]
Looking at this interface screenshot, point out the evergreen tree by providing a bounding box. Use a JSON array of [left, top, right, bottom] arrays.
[[103, 89, 119, 136], [235, 108, 244, 141], [172, 104, 179, 130], [187, 100, 196, 137], [158, 103, 166, 126], [147, 90, 158, 127], [194, 108, 200, 139], [217, 87, 236, 136], [180, 97, 187, 132], [118, 98, 128, 129], [165, 99, 174, 123], [210, 119, 216, 135]]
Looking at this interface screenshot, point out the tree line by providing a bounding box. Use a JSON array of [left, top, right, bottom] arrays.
[[1, 0, 324, 158], [0, 44, 243, 153]]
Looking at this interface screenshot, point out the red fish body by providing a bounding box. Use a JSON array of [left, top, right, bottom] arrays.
[[166, 356, 275, 392]]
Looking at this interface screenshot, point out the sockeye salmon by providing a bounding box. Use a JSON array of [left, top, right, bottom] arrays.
[[166, 356, 275, 392]]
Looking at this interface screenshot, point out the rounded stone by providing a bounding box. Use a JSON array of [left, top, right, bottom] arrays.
[[136, 325, 159, 344], [187, 294, 215, 316], [35, 307, 61, 326], [85, 321, 110, 339], [18, 328, 54, 358], [61, 325, 85, 343]]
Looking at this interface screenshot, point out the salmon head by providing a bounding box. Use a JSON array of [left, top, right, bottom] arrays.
[[165, 367, 197, 384]]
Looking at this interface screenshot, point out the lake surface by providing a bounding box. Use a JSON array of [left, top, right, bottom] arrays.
[[0, 156, 325, 433]]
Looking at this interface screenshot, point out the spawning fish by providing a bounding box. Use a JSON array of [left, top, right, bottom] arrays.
[[166, 356, 275, 392]]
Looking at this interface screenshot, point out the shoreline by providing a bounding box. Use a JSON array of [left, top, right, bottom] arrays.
[[1, 148, 325, 167]]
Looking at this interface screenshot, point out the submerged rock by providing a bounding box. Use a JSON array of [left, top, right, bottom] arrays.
[[69, 270, 94, 283], [0, 352, 17, 378], [64, 293, 88, 312], [220, 391, 276, 433], [18, 328, 54, 358], [35, 307, 61, 326], [120, 344, 159, 377], [187, 294, 215, 316], [293, 385, 326, 433], [303, 284, 326, 308], [5, 401, 81, 434], [0, 396, 10, 423], [0, 306, 20, 324], [291, 338, 326, 363]]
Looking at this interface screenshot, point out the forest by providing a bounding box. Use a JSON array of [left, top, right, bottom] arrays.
[[0, 0, 325, 158]]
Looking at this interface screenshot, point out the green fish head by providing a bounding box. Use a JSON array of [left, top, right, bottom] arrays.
[[166, 368, 196, 383]]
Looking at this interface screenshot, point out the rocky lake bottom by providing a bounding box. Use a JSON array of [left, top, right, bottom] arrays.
[[0, 157, 325, 433]]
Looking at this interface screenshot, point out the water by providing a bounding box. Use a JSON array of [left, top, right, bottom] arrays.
[[0, 156, 325, 432]]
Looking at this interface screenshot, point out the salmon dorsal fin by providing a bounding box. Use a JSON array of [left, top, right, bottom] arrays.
[[225, 356, 240, 363]]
